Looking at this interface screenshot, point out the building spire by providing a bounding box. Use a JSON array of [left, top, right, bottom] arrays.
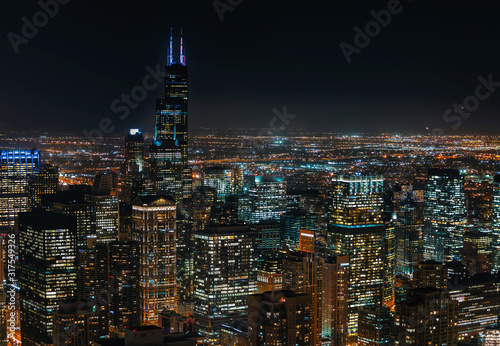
[[180, 28, 186, 66], [168, 27, 173, 66]]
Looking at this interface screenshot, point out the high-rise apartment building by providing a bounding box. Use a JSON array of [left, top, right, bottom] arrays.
[[132, 196, 177, 325]]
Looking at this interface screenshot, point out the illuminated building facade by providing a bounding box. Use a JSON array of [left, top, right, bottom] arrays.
[[280, 208, 318, 250], [28, 163, 59, 210], [109, 240, 140, 331], [52, 301, 99, 346], [0, 150, 40, 232], [0, 238, 5, 346], [203, 165, 243, 202], [256, 254, 282, 294], [209, 196, 239, 226], [482, 327, 500, 345], [423, 168, 466, 263], [150, 30, 191, 206], [413, 260, 448, 289], [383, 219, 396, 309], [85, 193, 119, 244], [243, 175, 287, 223], [328, 175, 384, 226], [282, 250, 322, 345], [92, 171, 118, 195], [449, 273, 500, 342], [357, 306, 393, 346], [121, 129, 146, 204], [132, 196, 177, 326], [331, 225, 384, 342], [328, 174, 385, 342], [76, 237, 109, 338], [492, 175, 500, 274], [463, 229, 493, 275], [18, 211, 77, 345], [395, 188, 424, 278], [396, 287, 458, 345], [52, 193, 97, 249], [250, 220, 281, 255], [320, 255, 349, 346], [248, 291, 312, 346], [193, 225, 256, 344]]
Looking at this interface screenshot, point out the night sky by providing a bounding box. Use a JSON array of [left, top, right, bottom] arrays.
[[2, 1, 500, 134]]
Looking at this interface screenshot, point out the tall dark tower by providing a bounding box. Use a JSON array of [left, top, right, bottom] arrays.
[[150, 28, 191, 206]]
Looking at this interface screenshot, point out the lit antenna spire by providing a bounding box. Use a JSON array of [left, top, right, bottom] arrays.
[[168, 27, 173, 66], [180, 28, 186, 66]]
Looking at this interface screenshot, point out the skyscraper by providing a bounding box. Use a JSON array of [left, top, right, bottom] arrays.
[[423, 168, 466, 263], [150, 29, 191, 206], [28, 163, 59, 210], [328, 174, 384, 227], [395, 187, 424, 278], [108, 240, 140, 332], [203, 165, 242, 202], [240, 175, 287, 223], [320, 255, 349, 346], [18, 211, 77, 345], [121, 129, 146, 204], [194, 225, 256, 344], [492, 175, 500, 273], [248, 291, 312, 346], [132, 196, 177, 325], [52, 301, 100, 346], [0, 150, 40, 232], [357, 306, 393, 346], [280, 208, 318, 250], [328, 174, 385, 342], [85, 174, 119, 244], [282, 250, 322, 345], [396, 287, 458, 345]]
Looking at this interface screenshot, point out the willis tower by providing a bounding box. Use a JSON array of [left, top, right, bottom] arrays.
[[150, 29, 192, 206]]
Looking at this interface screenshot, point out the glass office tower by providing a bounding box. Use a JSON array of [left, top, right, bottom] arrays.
[[328, 174, 385, 342], [423, 168, 466, 263], [0, 150, 40, 232]]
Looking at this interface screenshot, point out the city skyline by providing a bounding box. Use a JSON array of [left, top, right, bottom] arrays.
[[2, 2, 500, 345]]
